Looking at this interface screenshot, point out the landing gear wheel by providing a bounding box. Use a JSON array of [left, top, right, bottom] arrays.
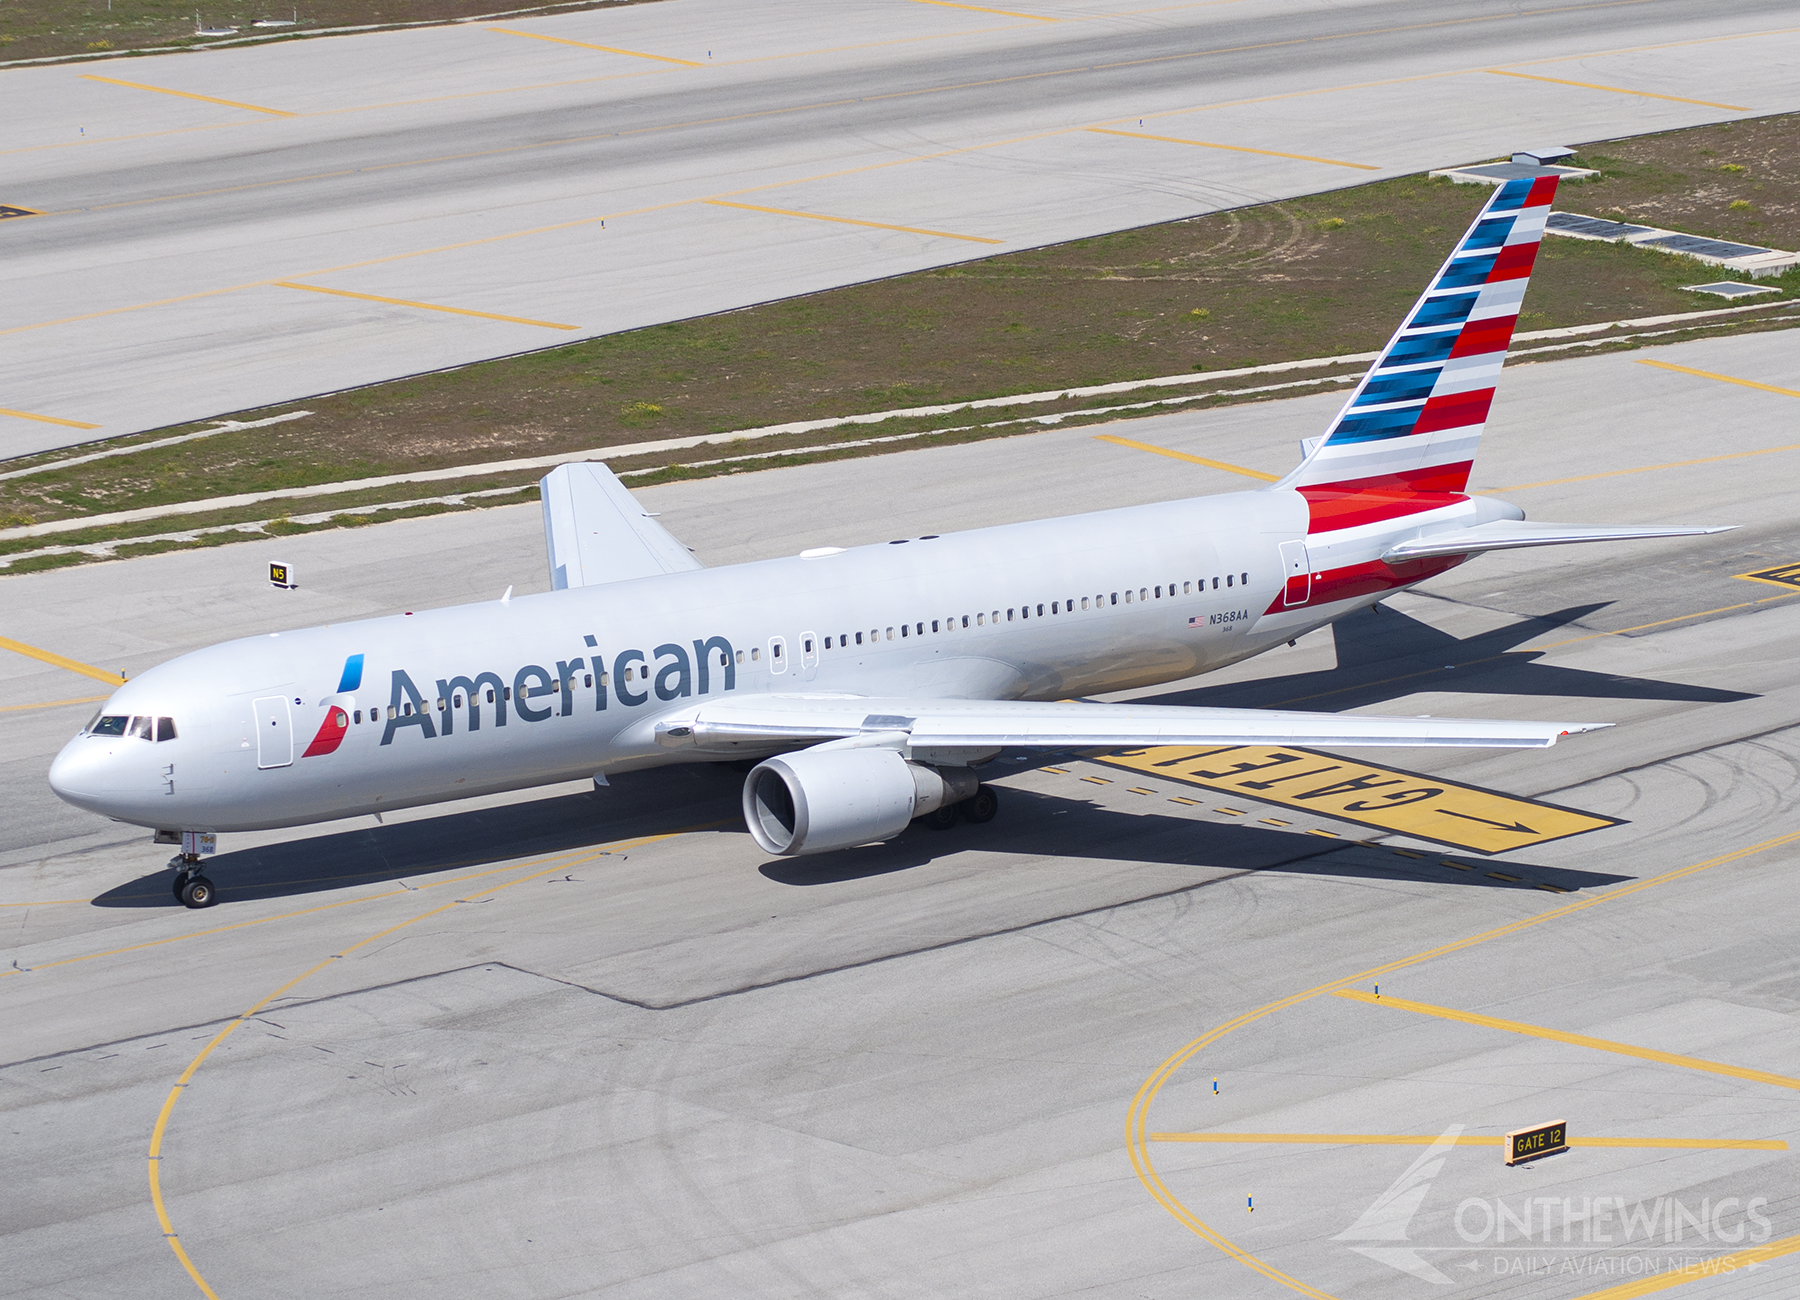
[[172, 873, 189, 900], [922, 803, 961, 831], [180, 875, 216, 909], [961, 784, 999, 825]]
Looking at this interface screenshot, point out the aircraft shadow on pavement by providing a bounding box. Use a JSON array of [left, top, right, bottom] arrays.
[[90, 764, 747, 908], [759, 785, 1630, 894], [1149, 603, 1755, 713]]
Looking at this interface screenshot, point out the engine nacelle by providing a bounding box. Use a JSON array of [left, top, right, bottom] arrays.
[[742, 748, 979, 856]]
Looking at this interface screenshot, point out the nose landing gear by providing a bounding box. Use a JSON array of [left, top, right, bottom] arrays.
[[169, 855, 217, 908]]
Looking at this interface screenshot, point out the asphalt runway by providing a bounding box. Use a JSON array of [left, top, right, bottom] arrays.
[[5, 325, 1799, 1297], [5, 0, 1800, 451]]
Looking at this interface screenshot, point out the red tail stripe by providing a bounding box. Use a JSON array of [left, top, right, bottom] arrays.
[[1526, 176, 1559, 207], [1449, 315, 1516, 358], [1488, 241, 1540, 282], [1261, 555, 1469, 615], [1300, 487, 1469, 533], [1414, 388, 1494, 435]]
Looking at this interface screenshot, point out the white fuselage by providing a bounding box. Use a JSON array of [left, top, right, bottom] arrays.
[[48, 485, 1482, 833]]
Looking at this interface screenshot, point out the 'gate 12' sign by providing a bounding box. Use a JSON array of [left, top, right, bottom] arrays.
[[1505, 1119, 1568, 1166]]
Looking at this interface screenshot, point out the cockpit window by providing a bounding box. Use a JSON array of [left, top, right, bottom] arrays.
[[128, 716, 154, 741], [91, 715, 129, 737], [156, 717, 178, 742]]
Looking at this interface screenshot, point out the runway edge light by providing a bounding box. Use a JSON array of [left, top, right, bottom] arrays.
[[1505, 1119, 1568, 1166]]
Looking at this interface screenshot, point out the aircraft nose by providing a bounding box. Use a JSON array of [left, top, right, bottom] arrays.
[[48, 735, 113, 812]]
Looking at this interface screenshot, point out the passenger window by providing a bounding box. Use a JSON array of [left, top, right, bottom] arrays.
[[1110, 593, 1118, 605], [487, 688, 497, 702], [773, 642, 782, 658], [1124, 591, 1132, 604], [1140, 588, 1148, 601], [961, 615, 970, 628], [932, 620, 940, 633], [388, 705, 398, 720], [886, 627, 895, 640], [977, 613, 985, 626], [916, 622, 924, 635], [353, 710, 362, 724], [805, 639, 813, 653], [1081, 597, 1089, 610], [1183, 581, 1191, 594], [156, 717, 178, 742], [750, 649, 759, 662], [736, 650, 746, 665], [1227, 575, 1234, 587], [992, 611, 999, 623], [1242, 572, 1249, 584], [1007, 609, 1015, 622], [901, 624, 909, 637], [856, 632, 864, 645], [1154, 586, 1161, 598], [1036, 604, 1044, 616], [437, 698, 447, 712], [1051, 602, 1059, 614]]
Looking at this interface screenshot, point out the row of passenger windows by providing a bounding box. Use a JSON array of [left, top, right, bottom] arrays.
[[819, 572, 1252, 648]]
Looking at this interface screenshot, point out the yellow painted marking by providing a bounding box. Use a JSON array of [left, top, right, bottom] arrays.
[[1636, 358, 1800, 400], [1127, 826, 1800, 1300], [80, 75, 296, 117], [1738, 561, 1800, 591], [0, 204, 44, 218], [910, 0, 1058, 19], [1080, 776, 1112, 785], [0, 695, 109, 714], [1334, 988, 1800, 1092], [704, 199, 1002, 244], [1440, 859, 1471, 871], [0, 407, 101, 430], [1041, 766, 1069, 773], [1484, 68, 1748, 112], [1260, 818, 1290, 826], [1305, 828, 1337, 837], [1171, 796, 1202, 806], [1088, 127, 1378, 170], [1486, 871, 1521, 882], [1537, 883, 1569, 893], [1149, 1132, 1788, 1150], [1092, 434, 1279, 481], [1096, 745, 1619, 853], [273, 282, 578, 330], [0, 637, 125, 686], [0, 899, 89, 908], [487, 27, 704, 65], [144, 829, 696, 1294], [1216, 806, 1244, 816], [1128, 786, 1155, 795], [1568, 1232, 1800, 1300], [1487, 438, 1800, 493]]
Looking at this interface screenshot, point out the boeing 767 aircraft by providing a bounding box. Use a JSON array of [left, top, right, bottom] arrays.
[[51, 173, 1728, 907]]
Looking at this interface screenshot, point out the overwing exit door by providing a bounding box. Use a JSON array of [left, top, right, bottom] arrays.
[[1279, 540, 1311, 607], [253, 696, 293, 769]]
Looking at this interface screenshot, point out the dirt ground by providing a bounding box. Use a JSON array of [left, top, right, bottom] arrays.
[[3, 114, 1796, 540], [0, 0, 648, 63]]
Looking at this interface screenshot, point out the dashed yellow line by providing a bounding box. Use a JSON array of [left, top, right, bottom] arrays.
[[1087, 127, 1378, 170], [81, 75, 295, 117], [1334, 988, 1800, 1091], [0, 636, 125, 686], [1092, 434, 1279, 481], [1150, 1132, 1787, 1150], [1484, 68, 1747, 112], [704, 200, 1003, 244], [273, 282, 579, 330], [487, 27, 704, 65], [0, 406, 101, 430]]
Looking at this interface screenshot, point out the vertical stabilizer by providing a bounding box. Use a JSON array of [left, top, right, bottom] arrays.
[[1279, 174, 1559, 496]]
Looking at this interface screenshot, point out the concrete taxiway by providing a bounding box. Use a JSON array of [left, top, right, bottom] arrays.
[[4, 0, 1800, 452], [4, 326, 1800, 1298]]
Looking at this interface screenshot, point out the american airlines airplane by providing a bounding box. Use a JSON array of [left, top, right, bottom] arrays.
[[50, 173, 1727, 907]]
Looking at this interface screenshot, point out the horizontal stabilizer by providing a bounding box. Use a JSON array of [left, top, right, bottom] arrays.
[[657, 695, 1608, 752], [1383, 519, 1735, 561], [540, 462, 703, 590]]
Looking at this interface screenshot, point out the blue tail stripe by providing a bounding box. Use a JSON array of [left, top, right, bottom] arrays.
[[1330, 405, 1424, 442], [1354, 369, 1441, 407], [1385, 330, 1461, 366], [1462, 216, 1517, 249], [1410, 293, 1479, 328], [337, 653, 365, 694], [1487, 178, 1538, 212], [1435, 253, 1499, 289]]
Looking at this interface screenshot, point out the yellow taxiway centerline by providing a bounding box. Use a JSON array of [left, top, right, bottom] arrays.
[[1092, 434, 1279, 481], [1635, 358, 1800, 400], [80, 75, 296, 117], [1150, 1132, 1787, 1150], [273, 282, 579, 329], [704, 199, 1003, 244], [1334, 988, 1800, 1091], [1087, 127, 1378, 169], [0, 637, 125, 686], [1483, 68, 1747, 112], [0, 694, 109, 714], [910, 0, 1058, 18], [0, 406, 101, 430], [487, 27, 705, 65]]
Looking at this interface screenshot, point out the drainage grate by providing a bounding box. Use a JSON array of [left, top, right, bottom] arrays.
[[1546, 212, 1653, 240], [1639, 233, 1771, 259]]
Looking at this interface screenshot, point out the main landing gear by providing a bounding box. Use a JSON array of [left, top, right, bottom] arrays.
[[170, 856, 217, 909], [923, 783, 1000, 831]]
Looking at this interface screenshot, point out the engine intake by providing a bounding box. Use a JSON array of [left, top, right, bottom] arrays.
[[743, 748, 979, 856]]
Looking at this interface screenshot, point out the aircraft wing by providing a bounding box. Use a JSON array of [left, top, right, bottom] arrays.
[[1383, 519, 1733, 562], [540, 462, 703, 590], [656, 695, 1608, 751]]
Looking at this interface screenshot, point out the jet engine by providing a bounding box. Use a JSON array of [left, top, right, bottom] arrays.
[[742, 747, 980, 856]]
